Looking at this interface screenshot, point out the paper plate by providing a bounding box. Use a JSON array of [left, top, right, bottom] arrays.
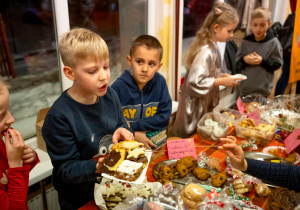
[[101, 150, 152, 184], [262, 146, 300, 164], [230, 74, 247, 80]]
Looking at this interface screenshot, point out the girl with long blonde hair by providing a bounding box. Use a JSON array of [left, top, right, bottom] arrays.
[[173, 2, 243, 138]]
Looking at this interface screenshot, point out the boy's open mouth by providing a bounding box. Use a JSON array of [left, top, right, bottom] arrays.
[[99, 84, 107, 91]]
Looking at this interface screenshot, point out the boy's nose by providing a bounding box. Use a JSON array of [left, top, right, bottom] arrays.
[[98, 69, 107, 80], [142, 65, 148, 72]]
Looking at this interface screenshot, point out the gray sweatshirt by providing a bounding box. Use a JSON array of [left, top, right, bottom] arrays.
[[236, 32, 283, 97]]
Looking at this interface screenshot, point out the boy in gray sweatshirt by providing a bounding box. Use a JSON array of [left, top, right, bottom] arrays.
[[236, 7, 283, 97]]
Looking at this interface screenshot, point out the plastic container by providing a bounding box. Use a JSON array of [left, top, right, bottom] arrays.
[[197, 112, 229, 142], [236, 118, 277, 146], [213, 105, 246, 126]]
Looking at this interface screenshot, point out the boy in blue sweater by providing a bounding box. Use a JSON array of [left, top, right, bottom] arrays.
[[42, 28, 134, 210], [111, 35, 172, 150]]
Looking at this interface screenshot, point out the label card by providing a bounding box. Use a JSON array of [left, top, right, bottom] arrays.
[[284, 128, 300, 154], [236, 97, 245, 115], [247, 110, 261, 123], [167, 138, 197, 159]]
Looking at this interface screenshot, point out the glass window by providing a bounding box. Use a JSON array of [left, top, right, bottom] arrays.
[[0, 0, 61, 140], [0, 0, 148, 140], [67, 0, 147, 83]]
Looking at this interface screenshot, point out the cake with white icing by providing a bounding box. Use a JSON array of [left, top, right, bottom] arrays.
[[115, 160, 144, 181]]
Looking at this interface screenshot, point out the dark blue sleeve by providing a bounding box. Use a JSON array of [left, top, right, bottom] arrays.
[[245, 158, 300, 192], [42, 114, 97, 184], [261, 40, 283, 72], [130, 78, 172, 131]]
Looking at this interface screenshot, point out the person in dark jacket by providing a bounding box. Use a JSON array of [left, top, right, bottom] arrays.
[[111, 35, 172, 149], [42, 28, 134, 210], [219, 136, 300, 192]]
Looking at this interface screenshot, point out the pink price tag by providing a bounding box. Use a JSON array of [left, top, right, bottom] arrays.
[[236, 97, 245, 115], [284, 128, 300, 154], [167, 138, 197, 159], [247, 111, 261, 123]]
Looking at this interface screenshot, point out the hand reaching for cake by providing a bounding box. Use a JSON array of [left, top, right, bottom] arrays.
[[112, 127, 134, 144], [135, 131, 157, 150]]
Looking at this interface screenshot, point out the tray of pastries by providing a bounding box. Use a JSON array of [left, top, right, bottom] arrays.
[[152, 156, 228, 190], [96, 140, 152, 184]]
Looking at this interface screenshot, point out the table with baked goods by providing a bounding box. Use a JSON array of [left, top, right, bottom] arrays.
[[79, 126, 298, 210]]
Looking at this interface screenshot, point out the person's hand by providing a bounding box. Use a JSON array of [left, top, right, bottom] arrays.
[[146, 202, 162, 210], [243, 52, 262, 65], [215, 77, 242, 87], [218, 137, 247, 171], [219, 135, 237, 144], [4, 128, 25, 168], [220, 73, 231, 77], [112, 127, 134, 144], [22, 145, 37, 164], [135, 131, 157, 150], [252, 52, 262, 65], [243, 53, 256, 65]]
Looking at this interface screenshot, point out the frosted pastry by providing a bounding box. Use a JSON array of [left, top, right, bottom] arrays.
[[115, 160, 143, 181], [204, 119, 218, 127]]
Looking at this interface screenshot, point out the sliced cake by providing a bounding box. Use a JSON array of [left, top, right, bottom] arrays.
[[115, 160, 144, 181], [96, 148, 126, 175]]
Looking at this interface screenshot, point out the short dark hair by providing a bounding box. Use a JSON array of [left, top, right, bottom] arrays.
[[130, 35, 163, 61]]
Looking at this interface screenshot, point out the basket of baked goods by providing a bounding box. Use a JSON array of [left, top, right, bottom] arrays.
[[236, 118, 277, 146], [213, 105, 247, 126], [95, 140, 152, 184], [197, 112, 229, 141]]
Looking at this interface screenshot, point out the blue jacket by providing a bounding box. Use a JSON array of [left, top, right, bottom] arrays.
[[42, 87, 131, 207], [111, 69, 172, 131]]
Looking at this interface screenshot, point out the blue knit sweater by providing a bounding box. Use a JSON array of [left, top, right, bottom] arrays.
[[245, 158, 300, 192], [42, 87, 131, 207], [111, 69, 172, 132]]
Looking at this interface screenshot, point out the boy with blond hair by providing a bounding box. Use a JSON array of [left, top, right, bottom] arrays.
[[42, 28, 133, 209], [236, 7, 283, 97], [111, 35, 172, 149]]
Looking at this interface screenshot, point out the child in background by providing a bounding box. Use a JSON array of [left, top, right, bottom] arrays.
[[42, 28, 134, 209], [0, 77, 39, 209], [111, 35, 172, 150], [236, 7, 283, 98], [218, 136, 300, 192], [173, 2, 242, 138]]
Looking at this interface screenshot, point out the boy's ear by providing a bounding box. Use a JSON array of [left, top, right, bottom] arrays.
[[268, 20, 272, 28], [157, 62, 163, 71], [63, 66, 75, 81], [126, 55, 132, 67]]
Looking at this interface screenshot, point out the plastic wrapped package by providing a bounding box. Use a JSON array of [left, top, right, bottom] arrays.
[[236, 118, 277, 146], [213, 105, 246, 126], [197, 113, 229, 142], [180, 182, 207, 209], [241, 94, 272, 114], [143, 189, 184, 210]]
